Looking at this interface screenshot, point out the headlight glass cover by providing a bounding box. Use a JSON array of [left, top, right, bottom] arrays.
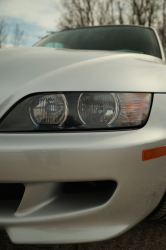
[[78, 93, 119, 125], [0, 92, 152, 132], [30, 94, 68, 126]]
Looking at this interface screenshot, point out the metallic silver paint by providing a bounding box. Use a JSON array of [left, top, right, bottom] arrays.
[[0, 28, 166, 243]]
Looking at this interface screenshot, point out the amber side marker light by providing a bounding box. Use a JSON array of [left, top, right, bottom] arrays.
[[143, 146, 166, 161]]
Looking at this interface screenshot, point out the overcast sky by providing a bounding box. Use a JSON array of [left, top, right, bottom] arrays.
[[0, 0, 61, 47]]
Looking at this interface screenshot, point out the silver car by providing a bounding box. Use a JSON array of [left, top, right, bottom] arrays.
[[0, 25, 166, 244]]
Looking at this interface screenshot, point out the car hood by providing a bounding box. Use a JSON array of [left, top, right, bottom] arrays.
[[0, 47, 166, 117]]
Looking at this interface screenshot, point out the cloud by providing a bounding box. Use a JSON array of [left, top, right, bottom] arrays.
[[0, 0, 62, 47], [2, 16, 48, 47], [0, 0, 61, 30]]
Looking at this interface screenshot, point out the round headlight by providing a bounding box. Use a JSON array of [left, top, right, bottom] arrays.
[[30, 94, 68, 126], [77, 93, 120, 125]]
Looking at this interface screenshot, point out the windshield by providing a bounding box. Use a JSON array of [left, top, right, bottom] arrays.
[[35, 26, 161, 59]]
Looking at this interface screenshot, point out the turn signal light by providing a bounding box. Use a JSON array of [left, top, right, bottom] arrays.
[[142, 146, 166, 161]]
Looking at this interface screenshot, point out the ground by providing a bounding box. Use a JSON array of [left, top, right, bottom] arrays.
[[0, 219, 166, 250]]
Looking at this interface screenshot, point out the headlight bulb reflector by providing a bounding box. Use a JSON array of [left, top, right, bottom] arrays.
[[77, 93, 119, 125], [30, 94, 68, 126]]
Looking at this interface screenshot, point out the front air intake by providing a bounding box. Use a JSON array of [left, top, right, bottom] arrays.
[[63, 180, 117, 194], [0, 183, 25, 200]]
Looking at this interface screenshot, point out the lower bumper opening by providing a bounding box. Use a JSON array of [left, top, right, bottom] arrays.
[[56, 180, 118, 212], [0, 181, 117, 219], [23, 181, 118, 217], [0, 183, 25, 215], [63, 180, 117, 194], [0, 183, 25, 200]]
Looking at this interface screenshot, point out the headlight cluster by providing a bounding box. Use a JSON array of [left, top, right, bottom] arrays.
[[0, 92, 152, 132]]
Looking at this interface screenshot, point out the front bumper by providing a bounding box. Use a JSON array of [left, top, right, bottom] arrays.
[[0, 94, 166, 244]]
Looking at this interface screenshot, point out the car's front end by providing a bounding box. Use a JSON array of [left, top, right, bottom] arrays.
[[1, 25, 166, 244]]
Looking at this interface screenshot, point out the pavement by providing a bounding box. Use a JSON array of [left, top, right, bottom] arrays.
[[0, 219, 166, 250]]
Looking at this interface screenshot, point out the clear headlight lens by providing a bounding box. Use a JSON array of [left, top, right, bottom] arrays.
[[0, 92, 152, 132], [78, 93, 119, 125], [30, 94, 68, 126]]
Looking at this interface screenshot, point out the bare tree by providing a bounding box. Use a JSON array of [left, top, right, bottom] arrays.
[[58, 0, 161, 29], [58, 0, 119, 30], [0, 18, 8, 48], [158, 0, 166, 49], [117, 1, 125, 24], [96, 0, 116, 25], [58, 0, 95, 29], [130, 0, 148, 25], [146, 0, 160, 27], [128, 0, 161, 26], [12, 23, 25, 47]]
